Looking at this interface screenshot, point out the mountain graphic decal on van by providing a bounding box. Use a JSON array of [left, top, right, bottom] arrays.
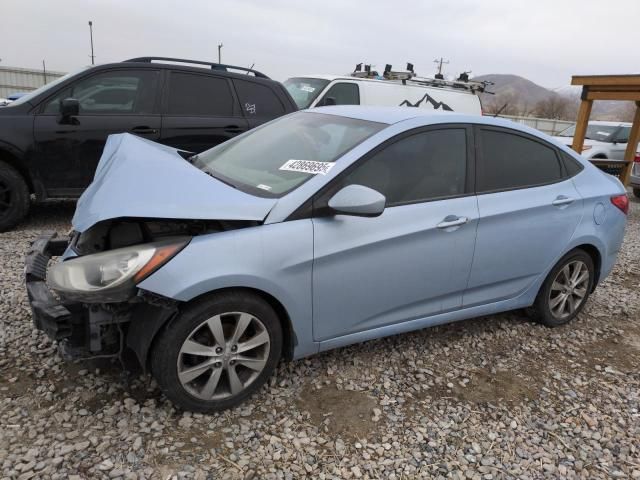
[[399, 93, 454, 111]]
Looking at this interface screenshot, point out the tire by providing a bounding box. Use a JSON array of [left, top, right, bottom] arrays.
[[150, 291, 282, 412], [633, 188, 640, 199], [528, 249, 595, 327], [0, 160, 30, 232]]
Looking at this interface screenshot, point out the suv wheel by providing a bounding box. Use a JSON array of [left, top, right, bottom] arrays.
[[0, 161, 30, 232], [528, 249, 594, 327], [151, 291, 282, 412]]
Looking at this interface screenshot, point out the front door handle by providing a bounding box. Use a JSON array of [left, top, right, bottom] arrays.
[[437, 215, 468, 230], [552, 195, 575, 207], [131, 126, 158, 134]]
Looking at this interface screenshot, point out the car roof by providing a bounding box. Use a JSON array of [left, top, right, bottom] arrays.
[[310, 105, 518, 127], [308, 106, 571, 144], [588, 120, 632, 127], [95, 61, 278, 84]]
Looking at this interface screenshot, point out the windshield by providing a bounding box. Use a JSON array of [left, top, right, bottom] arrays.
[[7, 67, 90, 107], [192, 112, 385, 196], [283, 77, 330, 109], [556, 124, 618, 142]]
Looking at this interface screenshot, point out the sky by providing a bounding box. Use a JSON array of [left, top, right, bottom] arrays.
[[1, 0, 638, 89]]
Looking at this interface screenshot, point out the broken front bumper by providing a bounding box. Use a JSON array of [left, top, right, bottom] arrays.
[[24, 232, 177, 367], [25, 232, 77, 340]]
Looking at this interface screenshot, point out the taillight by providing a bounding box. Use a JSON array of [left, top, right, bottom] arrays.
[[611, 194, 629, 215], [634, 153, 640, 163]]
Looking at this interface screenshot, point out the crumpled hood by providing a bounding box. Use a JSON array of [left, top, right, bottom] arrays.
[[72, 133, 277, 232]]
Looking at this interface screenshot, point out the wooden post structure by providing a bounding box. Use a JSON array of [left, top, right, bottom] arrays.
[[570, 75, 640, 186], [622, 101, 640, 185]]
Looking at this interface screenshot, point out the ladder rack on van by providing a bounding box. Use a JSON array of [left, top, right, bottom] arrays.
[[351, 63, 493, 95]]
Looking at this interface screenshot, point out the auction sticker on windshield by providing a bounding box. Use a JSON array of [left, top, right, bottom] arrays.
[[279, 159, 335, 175]]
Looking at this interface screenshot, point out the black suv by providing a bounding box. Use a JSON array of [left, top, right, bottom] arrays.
[[0, 57, 297, 230]]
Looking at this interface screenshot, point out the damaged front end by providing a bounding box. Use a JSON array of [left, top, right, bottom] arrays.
[[25, 133, 275, 370], [25, 217, 257, 369]]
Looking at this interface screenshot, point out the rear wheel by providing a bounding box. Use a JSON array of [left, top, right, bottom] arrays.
[[150, 291, 282, 412], [633, 188, 640, 199], [0, 160, 30, 232], [529, 249, 594, 327]]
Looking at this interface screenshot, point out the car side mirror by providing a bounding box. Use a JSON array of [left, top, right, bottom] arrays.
[[328, 184, 386, 217], [59, 98, 79, 123], [322, 96, 337, 106]]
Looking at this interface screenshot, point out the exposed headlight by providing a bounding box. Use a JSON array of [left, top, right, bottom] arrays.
[[47, 238, 188, 302]]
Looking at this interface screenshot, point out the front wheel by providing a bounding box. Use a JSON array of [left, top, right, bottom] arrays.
[[150, 291, 282, 412], [0, 160, 30, 232], [529, 249, 594, 327]]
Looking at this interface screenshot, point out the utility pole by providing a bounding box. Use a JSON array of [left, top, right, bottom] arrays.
[[88, 21, 95, 65], [42, 60, 47, 84], [433, 57, 449, 78], [217, 43, 223, 64]]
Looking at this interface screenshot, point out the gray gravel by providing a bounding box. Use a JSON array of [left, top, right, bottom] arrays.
[[1, 196, 639, 480]]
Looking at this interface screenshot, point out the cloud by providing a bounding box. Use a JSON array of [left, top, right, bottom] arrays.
[[1, 0, 638, 87]]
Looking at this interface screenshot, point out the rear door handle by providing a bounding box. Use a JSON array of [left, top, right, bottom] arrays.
[[131, 126, 158, 134], [552, 195, 575, 207], [437, 215, 469, 230]]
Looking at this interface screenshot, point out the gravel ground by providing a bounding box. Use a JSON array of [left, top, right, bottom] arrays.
[[1, 197, 639, 480]]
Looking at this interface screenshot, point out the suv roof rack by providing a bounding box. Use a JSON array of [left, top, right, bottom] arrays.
[[123, 57, 269, 78], [351, 62, 493, 94]]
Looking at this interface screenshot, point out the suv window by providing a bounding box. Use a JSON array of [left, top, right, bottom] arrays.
[[233, 79, 285, 117], [477, 129, 563, 192], [614, 126, 631, 143], [42, 70, 159, 114], [167, 72, 234, 116], [337, 128, 467, 206], [319, 83, 360, 106]]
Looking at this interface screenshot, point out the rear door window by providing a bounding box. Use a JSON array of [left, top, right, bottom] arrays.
[[477, 128, 563, 192], [233, 79, 285, 117], [319, 83, 360, 106], [167, 72, 234, 116]]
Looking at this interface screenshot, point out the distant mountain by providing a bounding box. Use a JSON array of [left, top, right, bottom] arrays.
[[471, 73, 631, 121], [473, 74, 558, 105]]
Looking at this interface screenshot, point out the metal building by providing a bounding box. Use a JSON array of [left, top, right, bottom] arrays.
[[0, 65, 67, 99]]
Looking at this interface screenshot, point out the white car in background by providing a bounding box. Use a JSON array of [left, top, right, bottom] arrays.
[[631, 159, 640, 198], [553, 121, 631, 160], [554, 121, 640, 198]]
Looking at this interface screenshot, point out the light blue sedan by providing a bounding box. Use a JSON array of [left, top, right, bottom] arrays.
[[26, 106, 628, 412]]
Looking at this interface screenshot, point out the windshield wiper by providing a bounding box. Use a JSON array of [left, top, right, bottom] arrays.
[[202, 169, 238, 189]]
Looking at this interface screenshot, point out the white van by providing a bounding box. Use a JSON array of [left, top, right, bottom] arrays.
[[284, 74, 483, 115]]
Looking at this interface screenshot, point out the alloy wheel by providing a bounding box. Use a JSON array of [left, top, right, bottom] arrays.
[[177, 312, 271, 400], [548, 260, 590, 320]]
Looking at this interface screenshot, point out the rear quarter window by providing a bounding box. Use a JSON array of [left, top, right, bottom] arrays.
[[561, 151, 585, 177], [233, 79, 285, 117]]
